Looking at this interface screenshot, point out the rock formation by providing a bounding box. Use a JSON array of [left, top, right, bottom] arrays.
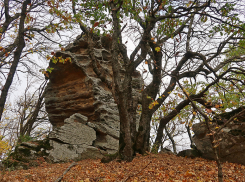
[[2, 139, 51, 170], [44, 35, 142, 162], [192, 107, 245, 165], [177, 149, 201, 159], [159, 148, 174, 155]]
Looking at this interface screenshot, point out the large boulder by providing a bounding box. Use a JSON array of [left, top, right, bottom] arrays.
[[177, 149, 202, 158], [192, 107, 245, 165], [45, 35, 143, 162], [2, 139, 52, 170], [159, 148, 174, 155], [48, 113, 119, 162]]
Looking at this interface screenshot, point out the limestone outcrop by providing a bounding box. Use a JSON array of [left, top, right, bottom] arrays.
[[45, 35, 143, 162], [192, 107, 245, 165]]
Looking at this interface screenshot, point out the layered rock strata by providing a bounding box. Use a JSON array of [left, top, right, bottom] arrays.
[[45, 35, 142, 162]]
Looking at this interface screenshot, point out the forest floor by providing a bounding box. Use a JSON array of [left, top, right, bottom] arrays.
[[0, 153, 245, 182]]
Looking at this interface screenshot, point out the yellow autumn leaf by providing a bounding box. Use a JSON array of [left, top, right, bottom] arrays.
[[46, 55, 51, 60], [0, 136, 11, 156], [155, 47, 161, 52], [153, 101, 159, 106], [177, 93, 183, 98], [186, 1, 193, 8], [183, 88, 187, 93]]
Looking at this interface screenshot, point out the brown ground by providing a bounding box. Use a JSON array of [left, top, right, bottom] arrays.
[[1, 153, 245, 182]]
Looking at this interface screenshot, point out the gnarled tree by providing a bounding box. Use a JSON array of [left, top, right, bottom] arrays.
[[67, 0, 245, 162]]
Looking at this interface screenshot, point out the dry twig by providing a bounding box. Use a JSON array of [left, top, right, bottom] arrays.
[[123, 161, 152, 182], [54, 162, 77, 182]]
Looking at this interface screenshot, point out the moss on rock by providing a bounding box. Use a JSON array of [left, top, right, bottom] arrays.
[[2, 138, 52, 170]]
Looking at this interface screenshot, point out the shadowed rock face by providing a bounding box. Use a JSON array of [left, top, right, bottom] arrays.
[[192, 107, 245, 165], [45, 60, 95, 127], [44, 36, 143, 162]]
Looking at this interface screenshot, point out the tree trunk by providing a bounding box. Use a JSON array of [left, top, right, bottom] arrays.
[[152, 117, 169, 153], [109, 0, 138, 162], [110, 33, 135, 162], [164, 126, 177, 154], [0, 0, 30, 121], [116, 82, 135, 161], [118, 106, 134, 161], [135, 94, 152, 154], [186, 123, 195, 148]]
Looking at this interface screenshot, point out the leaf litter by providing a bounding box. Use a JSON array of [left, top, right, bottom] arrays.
[[0, 153, 245, 181]]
